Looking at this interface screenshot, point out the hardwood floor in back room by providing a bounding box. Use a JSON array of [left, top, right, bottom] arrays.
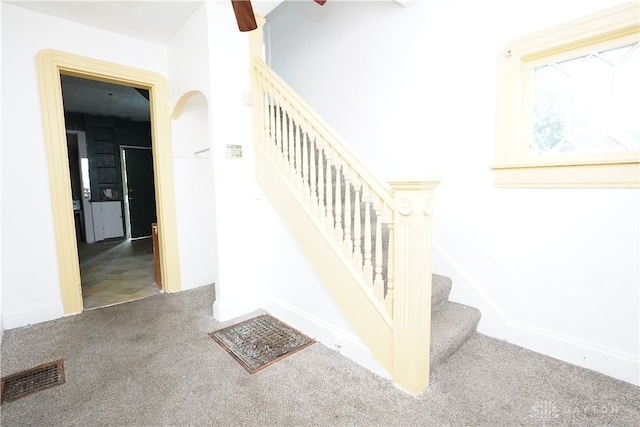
[[78, 237, 161, 309]]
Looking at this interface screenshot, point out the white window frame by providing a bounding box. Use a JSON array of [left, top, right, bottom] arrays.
[[493, 2, 639, 188]]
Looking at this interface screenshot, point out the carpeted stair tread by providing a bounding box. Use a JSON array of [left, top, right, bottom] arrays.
[[430, 301, 481, 370], [431, 274, 452, 311]]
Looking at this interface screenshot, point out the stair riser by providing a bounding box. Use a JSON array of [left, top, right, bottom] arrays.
[[430, 301, 482, 371], [431, 274, 452, 311], [429, 274, 481, 372]]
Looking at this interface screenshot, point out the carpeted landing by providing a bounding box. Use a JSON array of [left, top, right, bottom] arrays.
[[1, 285, 638, 426]]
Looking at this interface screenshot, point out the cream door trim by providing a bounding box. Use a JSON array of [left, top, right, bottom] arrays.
[[36, 49, 181, 314]]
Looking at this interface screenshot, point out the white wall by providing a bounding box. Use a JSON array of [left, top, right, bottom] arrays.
[[260, 199, 390, 378], [166, 1, 314, 310], [266, 0, 639, 385], [1, 3, 169, 327], [205, 2, 273, 320], [197, 3, 383, 375], [0, 0, 4, 338], [168, 4, 219, 291]]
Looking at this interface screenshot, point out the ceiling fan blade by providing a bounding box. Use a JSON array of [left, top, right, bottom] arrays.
[[231, 0, 257, 32], [314, 0, 327, 4]]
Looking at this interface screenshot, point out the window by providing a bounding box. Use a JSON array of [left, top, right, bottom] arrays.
[[493, 2, 639, 187]]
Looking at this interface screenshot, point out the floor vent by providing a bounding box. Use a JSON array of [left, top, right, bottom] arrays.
[[210, 314, 315, 373], [1, 360, 65, 404]]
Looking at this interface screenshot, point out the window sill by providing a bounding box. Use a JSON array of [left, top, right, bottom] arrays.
[[492, 161, 640, 188]]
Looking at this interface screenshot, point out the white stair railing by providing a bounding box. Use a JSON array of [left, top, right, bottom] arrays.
[[251, 51, 439, 394], [255, 60, 395, 323]]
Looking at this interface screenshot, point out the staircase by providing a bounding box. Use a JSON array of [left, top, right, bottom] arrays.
[[248, 23, 480, 394], [431, 274, 481, 370]]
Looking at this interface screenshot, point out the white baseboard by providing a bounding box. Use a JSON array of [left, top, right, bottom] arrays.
[[432, 241, 509, 338], [263, 294, 391, 379], [2, 302, 64, 330], [506, 319, 639, 386], [180, 275, 215, 291], [433, 240, 639, 386], [433, 241, 506, 318], [213, 297, 262, 323]]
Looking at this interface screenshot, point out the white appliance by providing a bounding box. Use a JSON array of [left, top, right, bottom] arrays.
[[92, 201, 124, 241]]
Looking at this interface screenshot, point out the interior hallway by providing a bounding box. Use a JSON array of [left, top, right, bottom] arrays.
[[78, 237, 161, 309]]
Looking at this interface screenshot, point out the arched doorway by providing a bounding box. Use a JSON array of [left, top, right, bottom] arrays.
[[171, 91, 219, 290]]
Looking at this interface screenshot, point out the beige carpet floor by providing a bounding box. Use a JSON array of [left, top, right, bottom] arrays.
[[1, 284, 638, 426]]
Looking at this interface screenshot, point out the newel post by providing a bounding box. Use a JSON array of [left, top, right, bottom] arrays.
[[389, 179, 440, 395]]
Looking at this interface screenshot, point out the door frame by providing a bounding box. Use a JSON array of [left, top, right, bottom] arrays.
[[36, 49, 181, 314]]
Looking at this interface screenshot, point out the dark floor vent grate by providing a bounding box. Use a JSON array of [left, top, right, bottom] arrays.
[[1, 360, 65, 404], [210, 314, 315, 373]]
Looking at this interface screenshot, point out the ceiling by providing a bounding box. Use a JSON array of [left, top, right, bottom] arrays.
[[10, 1, 284, 121], [8, 1, 284, 44], [60, 75, 151, 121]]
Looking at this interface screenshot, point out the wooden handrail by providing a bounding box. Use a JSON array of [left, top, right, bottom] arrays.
[[253, 58, 394, 208]]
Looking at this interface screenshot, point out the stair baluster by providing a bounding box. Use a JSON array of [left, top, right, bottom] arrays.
[[334, 165, 343, 242], [317, 145, 326, 221], [343, 173, 353, 256], [353, 186, 363, 270], [286, 112, 294, 180], [275, 101, 283, 166], [386, 221, 395, 318], [302, 131, 310, 202], [309, 137, 318, 212], [259, 76, 267, 146], [294, 116, 302, 190], [363, 196, 373, 286], [325, 157, 334, 232], [272, 98, 277, 157], [374, 201, 384, 302]]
